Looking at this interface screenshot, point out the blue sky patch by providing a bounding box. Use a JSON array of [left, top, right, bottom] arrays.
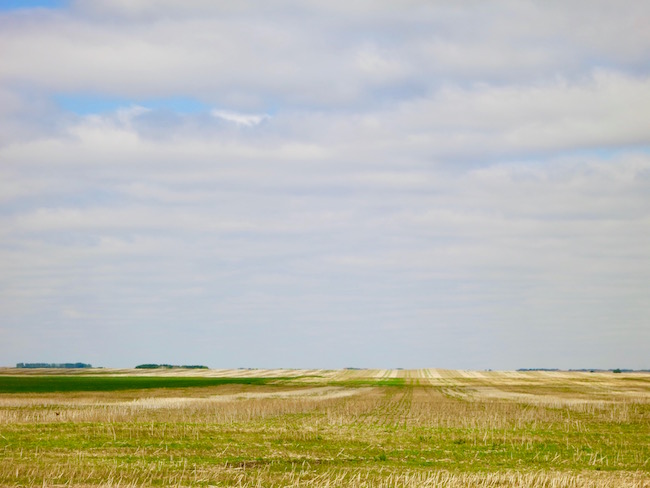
[[0, 0, 66, 11], [54, 95, 209, 115]]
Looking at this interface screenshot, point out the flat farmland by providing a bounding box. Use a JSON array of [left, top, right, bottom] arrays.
[[0, 368, 648, 487]]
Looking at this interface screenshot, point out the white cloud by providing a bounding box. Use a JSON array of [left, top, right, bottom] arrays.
[[211, 110, 269, 127], [2, 1, 649, 111], [1, 1, 649, 369]]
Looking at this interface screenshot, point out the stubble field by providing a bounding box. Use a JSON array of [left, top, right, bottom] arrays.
[[0, 368, 648, 487]]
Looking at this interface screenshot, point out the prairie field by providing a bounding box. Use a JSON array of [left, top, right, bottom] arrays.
[[0, 368, 648, 487]]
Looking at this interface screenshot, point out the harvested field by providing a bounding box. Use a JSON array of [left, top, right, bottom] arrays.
[[0, 368, 648, 487]]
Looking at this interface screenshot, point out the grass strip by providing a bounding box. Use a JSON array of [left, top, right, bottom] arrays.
[[0, 375, 289, 393]]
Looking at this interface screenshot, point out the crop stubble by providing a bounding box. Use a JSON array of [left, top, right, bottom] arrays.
[[0, 368, 648, 487]]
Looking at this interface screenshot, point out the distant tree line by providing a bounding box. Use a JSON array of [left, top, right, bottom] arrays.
[[135, 364, 208, 369], [517, 368, 649, 373], [16, 362, 92, 369]]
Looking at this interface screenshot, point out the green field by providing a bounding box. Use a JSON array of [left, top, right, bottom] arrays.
[[0, 368, 648, 487], [0, 375, 284, 393]]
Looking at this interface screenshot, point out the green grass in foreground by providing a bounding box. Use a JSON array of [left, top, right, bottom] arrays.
[[0, 371, 648, 487]]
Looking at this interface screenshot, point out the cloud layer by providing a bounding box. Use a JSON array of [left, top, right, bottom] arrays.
[[1, 1, 649, 369]]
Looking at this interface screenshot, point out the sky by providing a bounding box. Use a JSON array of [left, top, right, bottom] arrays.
[[1, 1, 649, 370]]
